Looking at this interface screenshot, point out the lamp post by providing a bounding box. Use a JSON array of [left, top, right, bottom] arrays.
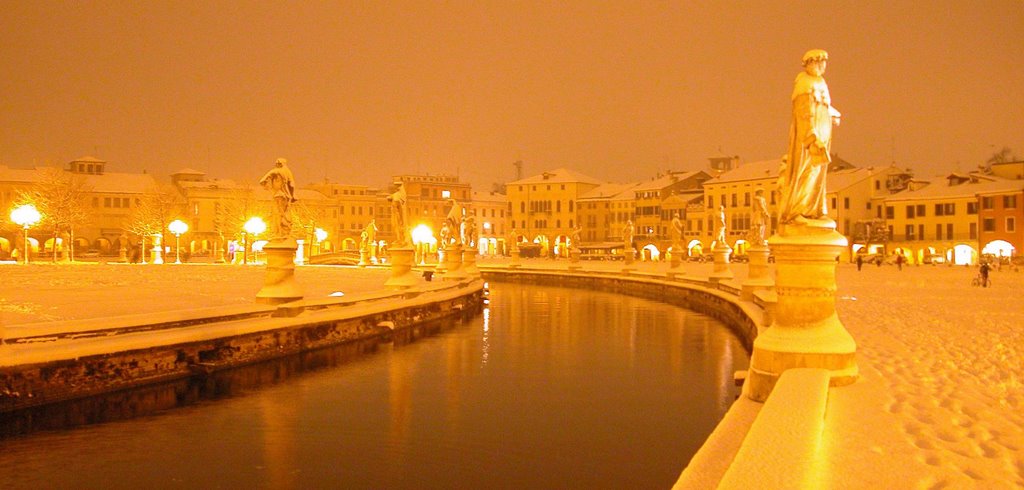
[[314, 227, 327, 256], [10, 204, 42, 265], [411, 224, 434, 265], [168, 219, 188, 264], [243, 217, 266, 265]]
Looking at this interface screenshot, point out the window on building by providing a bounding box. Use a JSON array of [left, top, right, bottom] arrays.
[[968, 202, 978, 214], [569, 200, 574, 212], [92, 197, 99, 207], [1005, 195, 1018, 208], [970, 222, 977, 239], [719, 195, 725, 207], [936, 224, 943, 240], [905, 225, 915, 240], [831, 198, 838, 210], [844, 197, 850, 209], [104, 197, 111, 207], [556, 201, 561, 212], [934, 203, 943, 216], [707, 196, 713, 208], [520, 202, 525, 213], [982, 196, 995, 209], [906, 205, 915, 219], [744, 193, 750, 206], [917, 204, 926, 217], [731, 194, 737, 207], [983, 218, 996, 232], [886, 206, 894, 219], [875, 180, 880, 190], [918, 224, 924, 240], [1008, 217, 1017, 232], [947, 223, 953, 239]]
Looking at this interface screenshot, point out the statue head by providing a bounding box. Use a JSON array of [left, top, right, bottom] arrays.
[[755, 188, 764, 196], [802, 49, 828, 76], [275, 157, 287, 167]]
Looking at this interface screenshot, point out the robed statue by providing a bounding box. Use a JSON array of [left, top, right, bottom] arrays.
[[387, 182, 410, 247], [259, 157, 296, 240], [777, 49, 842, 226]]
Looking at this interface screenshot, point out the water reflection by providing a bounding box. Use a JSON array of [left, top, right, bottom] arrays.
[[0, 282, 747, 490]]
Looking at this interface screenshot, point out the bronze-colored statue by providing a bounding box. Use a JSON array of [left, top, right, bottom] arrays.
[[778, 49, 842, 225], [259, 157, 296, 240]]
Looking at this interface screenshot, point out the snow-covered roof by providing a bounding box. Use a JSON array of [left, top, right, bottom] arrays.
[[0, 165, 41, 184], [83, 172, 158, 194], [69, 156, 105, 163], [633, 171, 705, 191], [825, 168, 873, 193], [471, 190, 508, 204], [578, 182, 641, 200], [704, 159, 781, 185], [886, 177, 1024, 202], [172, 168, 206, 176], [509, 167, 603, 186]]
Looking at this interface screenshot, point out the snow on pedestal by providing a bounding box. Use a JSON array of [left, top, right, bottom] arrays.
[[746, 222, 858, 402], [255, 238, 304, 305], [383, 246, 419, 289]]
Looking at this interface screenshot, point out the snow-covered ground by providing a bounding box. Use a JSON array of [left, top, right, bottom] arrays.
[[1, 259, 1021, 486]]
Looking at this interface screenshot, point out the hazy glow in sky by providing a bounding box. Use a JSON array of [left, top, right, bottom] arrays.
[[1, 1, 1021, 189]]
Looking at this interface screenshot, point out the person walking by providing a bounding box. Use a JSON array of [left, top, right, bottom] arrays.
[[856, 254, 863, 271], [896, 253, 904, 271], [980, 261, 991, 288]]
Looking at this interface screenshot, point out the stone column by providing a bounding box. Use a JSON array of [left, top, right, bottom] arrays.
[[709, 243, 733, 282], [384, 246, 419, 289], [256, 239, 304, 304], [746, 223, 858, 402], [358, 249, 370, 267], [741, 244, 773, 300], [509, 248, 521, 269]]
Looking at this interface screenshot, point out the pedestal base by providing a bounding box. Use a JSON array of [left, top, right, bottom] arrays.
[[462, 248, 480, 278], [709, 245, 733, 282], [384, 247, 419, 289], [441, 245, 468, 281], [256, 239, 304, 304], [358, 250, 370, 267], [509, 250, 521, 269], [741, 245, 773, 300], [746, 225, 858, 402], [568, 249, 582, 270]]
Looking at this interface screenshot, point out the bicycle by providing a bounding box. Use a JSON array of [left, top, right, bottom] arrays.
[[971, 274, 992, 287]]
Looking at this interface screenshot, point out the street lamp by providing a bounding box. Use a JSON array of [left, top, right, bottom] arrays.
[[314, 227, 328, 255], [168, 219, 189, 264], [411, 224, 434, 265], [243, 217, 266, 265], [10, 204, 42, 265]]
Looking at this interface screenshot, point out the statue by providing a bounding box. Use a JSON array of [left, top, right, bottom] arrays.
[[461, 215, 477, 248], [670, 212, 684, 246], [751, 189, 770, 245], [259, 157, 297, 240], [508, 228, 521, 253], [777, 49, 842, 225], [622, 219, 634, 250], [440, 220, 453, 246], [715, 205, 728, 246], [445, 199, 463, 243], [362, 219, 378, 253], [386, 182, 410, 247], [569, 225, 582, 251]]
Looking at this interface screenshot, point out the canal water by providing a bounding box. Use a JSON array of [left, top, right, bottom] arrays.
[[0, 282, 749, 489]]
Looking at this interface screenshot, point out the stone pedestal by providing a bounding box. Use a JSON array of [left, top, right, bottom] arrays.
[[509, 249, 521, 269], [462, 248, 480, 277], [214, 241, 226, 264], [117, 245, 128, 263], [746, 223, 858, 402], [442, 245, 468, 281], [435, 247, 449, 274], [256, 239, 304, 304], [622, 248, 636, 272], [384, 246, 419, 289], [358, 249, 370, 267], [741, 244, 774, 300], [152, 243, 164, 265], [568, 248, 582, 271], [669, 246, 682, 269], [709, 244, 733, 282]]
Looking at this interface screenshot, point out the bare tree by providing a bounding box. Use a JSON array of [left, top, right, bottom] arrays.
[[16, 167, 92, 262], [987, 147, 1019, 165], [124, 184, 184, 262]]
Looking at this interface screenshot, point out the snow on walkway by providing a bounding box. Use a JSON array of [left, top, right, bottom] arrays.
[[2, 260, 1022, 486]]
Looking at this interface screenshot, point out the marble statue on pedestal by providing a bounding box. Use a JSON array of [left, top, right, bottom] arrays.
[[259, 157, 296, 241], [387, 182, 410, 247], [569, 225, 582, 251], [670, 213, 683, 247], [446, 198, 463, 243], [715, 205, 727, 246], [622, 220, 634, 250], [751, 189, 770, 246], [777, 49, 842, 226]]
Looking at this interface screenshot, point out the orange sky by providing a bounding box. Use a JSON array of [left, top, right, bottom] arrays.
[[1, 1, 1022, 190]]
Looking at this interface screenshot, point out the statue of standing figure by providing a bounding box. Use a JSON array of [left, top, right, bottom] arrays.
[[445, 198, 463, 244], [622, 219, 635, 252], [387, 182, 410, 247], [569, 225, 582, 251], [670, 212, 684, 248], [715, 205, 728, 246], [751, 189, 770, 245], [363, 219, 378, 253], [777, 49, 842, 226], [259, 157, 297, 240], [461, 215, 477, 248]]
